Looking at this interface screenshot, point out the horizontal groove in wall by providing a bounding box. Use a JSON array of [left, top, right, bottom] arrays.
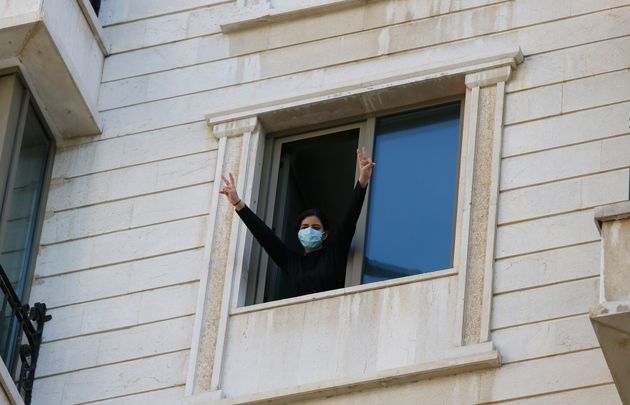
[[478, 382, 616, 405], [505, 66, 630, 96], [34, 347, 189, 380], [34, 245, 203, 281], [503, 109, 630, 159], [73, 384, 186, 405], [500, 346, 601, 367], [494, 239, 601, 262], [57, 149, 217, 180], [491, 311, 592, 333], [60, 120, 209, 147], [499, 165, 630, 194], [515, 32, 630, 59], [40, 213, 208, 249], [51, 180, 214, 214], [495, 193, 630, 227], [493, 274, 600, 297], [41, 212, 209, 248], [60, 149, 215, 181], [41, 277, 202, 311], [503, 97, 630, 128], [42, 311, 197, 345], [35, 244, 206, 279], [101, 1, 233, 28]]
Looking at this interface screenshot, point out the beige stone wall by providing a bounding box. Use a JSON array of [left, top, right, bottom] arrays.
[[23, 0, 630, 403]]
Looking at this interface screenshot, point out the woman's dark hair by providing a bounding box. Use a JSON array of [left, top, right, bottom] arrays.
[[295, 208, 329, 231]]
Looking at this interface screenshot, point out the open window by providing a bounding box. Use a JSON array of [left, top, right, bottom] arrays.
[[246, 100, 462, 304], [0, 74, 55, 376]]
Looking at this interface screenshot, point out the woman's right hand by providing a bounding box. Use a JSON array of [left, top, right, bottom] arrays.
[[220, 173, 241, 206]]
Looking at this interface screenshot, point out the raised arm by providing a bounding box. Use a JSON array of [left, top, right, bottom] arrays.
[[335, 148, 374, 253], [220, 173, 290, 270]]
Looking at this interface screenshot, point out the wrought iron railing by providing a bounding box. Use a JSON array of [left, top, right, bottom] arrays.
[[0, 264, 51, 405]]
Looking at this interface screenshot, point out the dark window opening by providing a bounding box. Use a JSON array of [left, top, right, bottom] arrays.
[[262, 129, 359, 302], [90, 0, 101, 16]]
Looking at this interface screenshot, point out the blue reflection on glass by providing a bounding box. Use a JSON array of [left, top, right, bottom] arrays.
[[362, 102, 461, 284]]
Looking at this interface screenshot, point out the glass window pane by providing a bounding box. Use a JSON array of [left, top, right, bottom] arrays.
[[0, 104, 51, 365], [362, 102, 461, 283]]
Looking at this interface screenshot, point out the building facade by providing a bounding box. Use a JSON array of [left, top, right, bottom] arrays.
[[0, 0, 629, 404]]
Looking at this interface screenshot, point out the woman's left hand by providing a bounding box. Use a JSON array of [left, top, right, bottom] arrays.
[[357, 147, 374, 188]]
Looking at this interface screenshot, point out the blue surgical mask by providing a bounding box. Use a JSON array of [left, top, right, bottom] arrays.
[[298, 227, 324, 250]]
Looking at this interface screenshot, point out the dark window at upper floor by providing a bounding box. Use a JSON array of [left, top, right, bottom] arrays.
[[90, 0, 101, 16]]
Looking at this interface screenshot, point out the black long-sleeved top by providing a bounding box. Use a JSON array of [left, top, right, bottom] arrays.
[[236, 182, 367, 298]]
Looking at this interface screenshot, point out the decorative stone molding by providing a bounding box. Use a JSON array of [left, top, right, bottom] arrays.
[[590, 201, 630, 403], [180, 345, 498, 405], [186, 47, 523, 402], [186, 117, 265, 395], [455, 63, 514, 346]]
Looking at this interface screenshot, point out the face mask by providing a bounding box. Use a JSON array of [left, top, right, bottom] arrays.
[[298, 227, 324, 250]]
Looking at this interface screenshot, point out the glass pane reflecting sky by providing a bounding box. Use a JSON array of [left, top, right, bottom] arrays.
[[363, 102, 461, 284]]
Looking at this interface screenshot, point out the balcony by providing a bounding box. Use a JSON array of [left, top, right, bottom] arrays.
[[590, 201, 630, 403], [0, 0, 107, 140]]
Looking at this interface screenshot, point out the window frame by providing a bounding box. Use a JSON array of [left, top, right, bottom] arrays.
[[247, 97, 465, 305], [187, 50, 522, 398], [0, 74, 56, 374]]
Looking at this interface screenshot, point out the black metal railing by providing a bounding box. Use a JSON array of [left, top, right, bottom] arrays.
[[0, 265, 51, 405]]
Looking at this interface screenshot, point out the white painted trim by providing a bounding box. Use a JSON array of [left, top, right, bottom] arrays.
[[0, 360, 24, 405], [75, 0, 109, 55], [231, 269, 457, 316], [185, 136, 228, 395], [181, 346, 499, 405]]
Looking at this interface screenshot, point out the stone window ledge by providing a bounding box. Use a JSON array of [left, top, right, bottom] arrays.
[[231, 268, 456, 316], [221, 0, 386, 33], [179, 343, 499, 405]]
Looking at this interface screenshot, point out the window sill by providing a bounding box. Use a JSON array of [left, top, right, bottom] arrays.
[[180, 343, 499, 404], [221, 0, 385, 33], [231, 268, 457, 315]]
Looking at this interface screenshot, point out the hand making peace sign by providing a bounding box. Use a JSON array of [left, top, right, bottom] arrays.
[[357, 147, 375, 188], [220, 173, 241, 206]]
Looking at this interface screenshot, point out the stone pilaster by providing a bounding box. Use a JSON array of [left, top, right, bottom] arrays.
[[457, 66, 513, 346], [186, 116, 263, 395]]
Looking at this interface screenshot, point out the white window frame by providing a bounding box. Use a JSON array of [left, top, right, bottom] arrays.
[[248, 99, 465, 304]]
